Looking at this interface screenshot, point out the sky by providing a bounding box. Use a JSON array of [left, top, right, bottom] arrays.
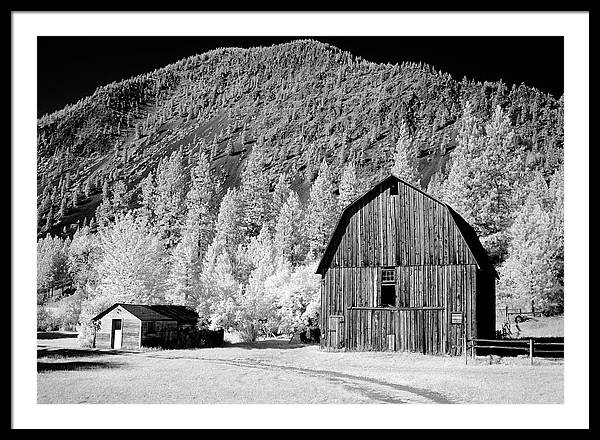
[[37, 36, 564, 117]]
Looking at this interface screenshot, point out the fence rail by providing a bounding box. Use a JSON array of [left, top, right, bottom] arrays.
[[464, 337, 564, 365]]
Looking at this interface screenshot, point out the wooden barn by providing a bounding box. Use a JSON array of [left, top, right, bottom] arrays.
[[91, 303, 222, 350], [316, 174, 497, 355]]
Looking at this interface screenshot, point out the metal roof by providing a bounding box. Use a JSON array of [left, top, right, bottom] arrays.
[[91, 303, 199, 323], [147, 305, 199, 325]]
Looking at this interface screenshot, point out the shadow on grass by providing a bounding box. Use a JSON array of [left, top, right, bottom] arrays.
[[225, 339, 316, 350], [37, 347, 136, 359], [37, 360, 123, 373], [37, 331, 78, 340]]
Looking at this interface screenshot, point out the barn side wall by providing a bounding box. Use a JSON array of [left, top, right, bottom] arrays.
[[94, 307, 141, 350], [476, 270, 497, 339], [321, 264, 478, 355]]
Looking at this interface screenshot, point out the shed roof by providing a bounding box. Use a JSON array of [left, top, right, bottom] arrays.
[[148, 305, 199, 325], [315, 174, 498, 278], [91, 303, 199, 323]]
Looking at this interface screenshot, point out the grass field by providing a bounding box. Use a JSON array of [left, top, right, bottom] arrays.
[[514, 315, 564, 338], [37, 332, 563, 404]]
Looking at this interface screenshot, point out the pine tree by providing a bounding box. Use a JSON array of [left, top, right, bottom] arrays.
[[72, 184, 80, 206], [268, 173, 291, 231], [226, 139, 234, 156], [45, 205, 55, 232], [185, 151, 219, 259], [166, 233, 200, 306], [139, 171, 156, 223], [166, 152, 219, 306], [498, 169, 563, 314], [338, 161, 359, 210], [111, 180, 129, 214], [67, 225, 99, 298], [212, 187, 244, 259], [102, 180, 110, 200], [274, 190, 306, 265], [437, 104, 523, 262], [426, 170, 444, 198], [305, 159, 337, 259], [390, 122, 419, 187], [145, 150, 188, 248], [59, 196, 68, 218], [239, 143, 270, 238], [83, 180, 92, 198]]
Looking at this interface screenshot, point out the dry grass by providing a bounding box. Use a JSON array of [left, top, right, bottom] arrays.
[[37, 333, 563, 404], [515, 315, 564, 338]]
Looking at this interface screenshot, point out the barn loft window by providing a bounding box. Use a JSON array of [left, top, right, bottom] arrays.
[[381, 268, 396, 307], [390, 184, 398, 196]]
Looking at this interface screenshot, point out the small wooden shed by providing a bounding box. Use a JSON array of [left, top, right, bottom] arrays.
[[91, 303, 203, 350], [316, 174, 497, 355]]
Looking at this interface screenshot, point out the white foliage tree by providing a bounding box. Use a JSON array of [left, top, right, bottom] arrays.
[[234, 226, 279, 342], [275, 261, 321, 334], [274, 190, 306, 265], [437, 103, 523, 262], [305, 159, 337, 260], [37, 235, 70, 297], [498, 167, 564, 314], [67, 225, 100, 298], [197, 242, 241, 330], [77, 212, 167, 345], [338, 161, 360, 210], [139, 149, 187, 248], [239, 143, 270, 237], [166, 152, 218, 306], [268, 172, 291, 231], [93, 212, 167, 304]]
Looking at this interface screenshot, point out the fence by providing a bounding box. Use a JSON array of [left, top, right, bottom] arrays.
[[496, 302, 544, 325], [463, 337, 564, 365]]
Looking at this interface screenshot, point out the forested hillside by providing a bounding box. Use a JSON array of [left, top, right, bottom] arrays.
[[36, 39, 564, 340]]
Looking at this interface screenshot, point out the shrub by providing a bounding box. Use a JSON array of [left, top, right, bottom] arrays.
[[37, 305, 60, 331]]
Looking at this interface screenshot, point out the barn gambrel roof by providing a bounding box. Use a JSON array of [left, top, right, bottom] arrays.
[[315, 174, 498, 278]]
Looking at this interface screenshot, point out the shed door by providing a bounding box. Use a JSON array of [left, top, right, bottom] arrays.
[[328, 315, 344, 349], [111, 319, 123, 349]]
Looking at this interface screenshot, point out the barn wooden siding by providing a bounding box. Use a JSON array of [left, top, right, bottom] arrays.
[[319, 177, 495, 355], [324, 180, 479, 268], [321, 265, 479, 354], [94, 307, 141, 350]]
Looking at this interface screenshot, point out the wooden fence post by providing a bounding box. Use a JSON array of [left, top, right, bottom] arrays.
[[471, 339, 476, 360], [464, 337, 468, 365], [529, 338, 534, 365]]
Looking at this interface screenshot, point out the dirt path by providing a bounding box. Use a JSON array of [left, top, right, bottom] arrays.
[[142, 353, 454, 404]]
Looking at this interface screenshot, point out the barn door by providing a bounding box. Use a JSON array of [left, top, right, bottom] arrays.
[[327, 315, 344, 349], [396, 309, 444, 354], [111, 319, 123, 349]]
